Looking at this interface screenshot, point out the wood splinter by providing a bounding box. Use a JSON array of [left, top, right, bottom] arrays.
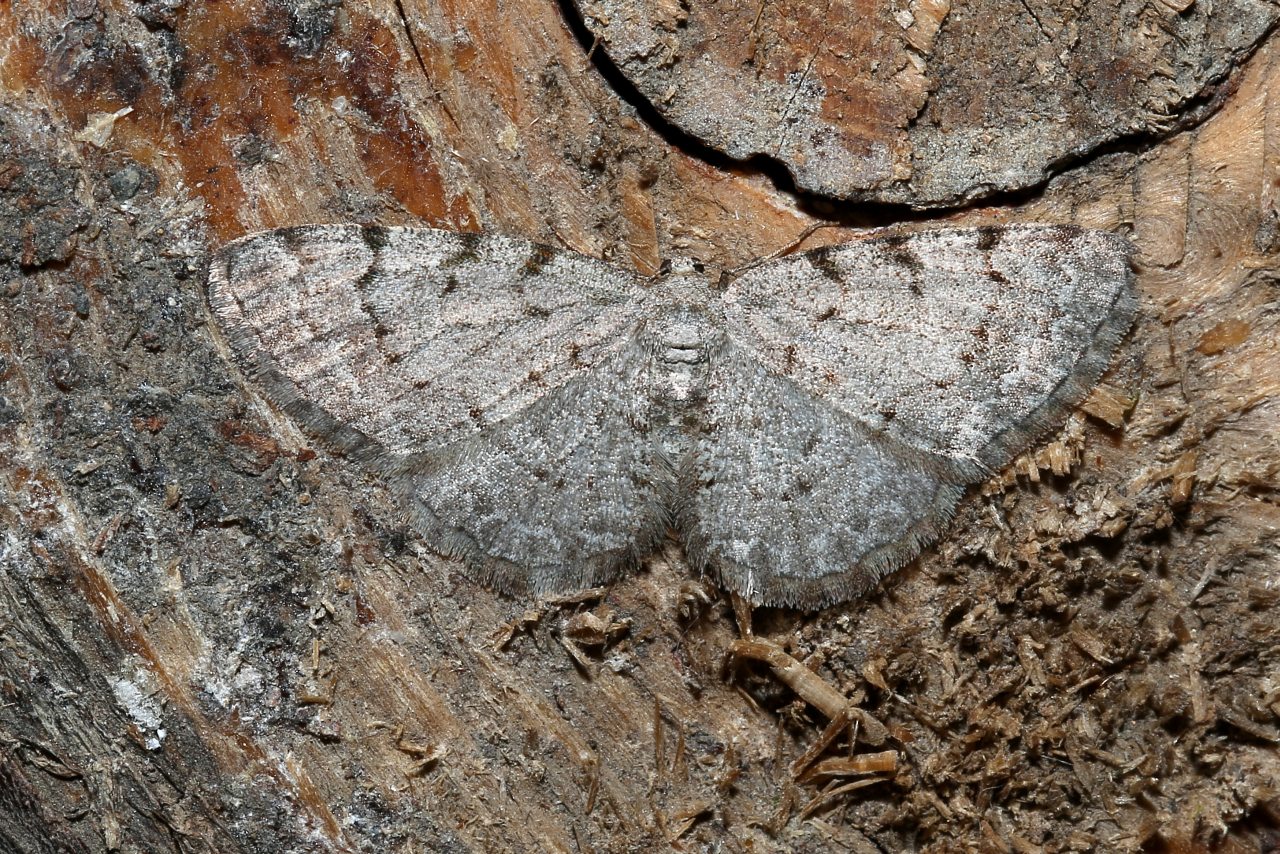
[[727, 637, 896, 783]]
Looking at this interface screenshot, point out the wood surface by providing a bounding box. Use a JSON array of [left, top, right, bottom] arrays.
[[0, 1, 1277, 852], [573, 0, 1278, 203]]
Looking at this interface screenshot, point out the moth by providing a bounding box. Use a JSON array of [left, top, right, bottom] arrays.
[[208, 224, 1134, 608]]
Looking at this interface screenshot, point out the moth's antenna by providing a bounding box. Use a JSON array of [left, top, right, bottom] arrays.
[[724, 222, 847, 279]]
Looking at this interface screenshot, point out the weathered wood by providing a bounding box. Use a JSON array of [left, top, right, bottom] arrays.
[[574, 0, 1279, 203], [0, 1, 1277, 851]]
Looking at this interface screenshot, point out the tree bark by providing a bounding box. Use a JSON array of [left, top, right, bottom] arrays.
[[1, 2, 1277, 852]]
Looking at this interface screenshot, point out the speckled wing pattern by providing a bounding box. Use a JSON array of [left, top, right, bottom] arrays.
[[208, 225, 647, 458], [209, 224, 661, 596], [721, 227, 1135, 470], [691, 226, 1136, 606], [208, 224, 1134, 608], [680, 342, 971, 606]]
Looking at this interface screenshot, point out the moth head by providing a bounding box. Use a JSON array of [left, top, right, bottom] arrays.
[[657, 256, 710, 278], [652, 256, 718, 306]]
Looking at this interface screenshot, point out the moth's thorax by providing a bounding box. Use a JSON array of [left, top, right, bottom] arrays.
[[638, 302, 723, 405], [649, 263, 715, 305]]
